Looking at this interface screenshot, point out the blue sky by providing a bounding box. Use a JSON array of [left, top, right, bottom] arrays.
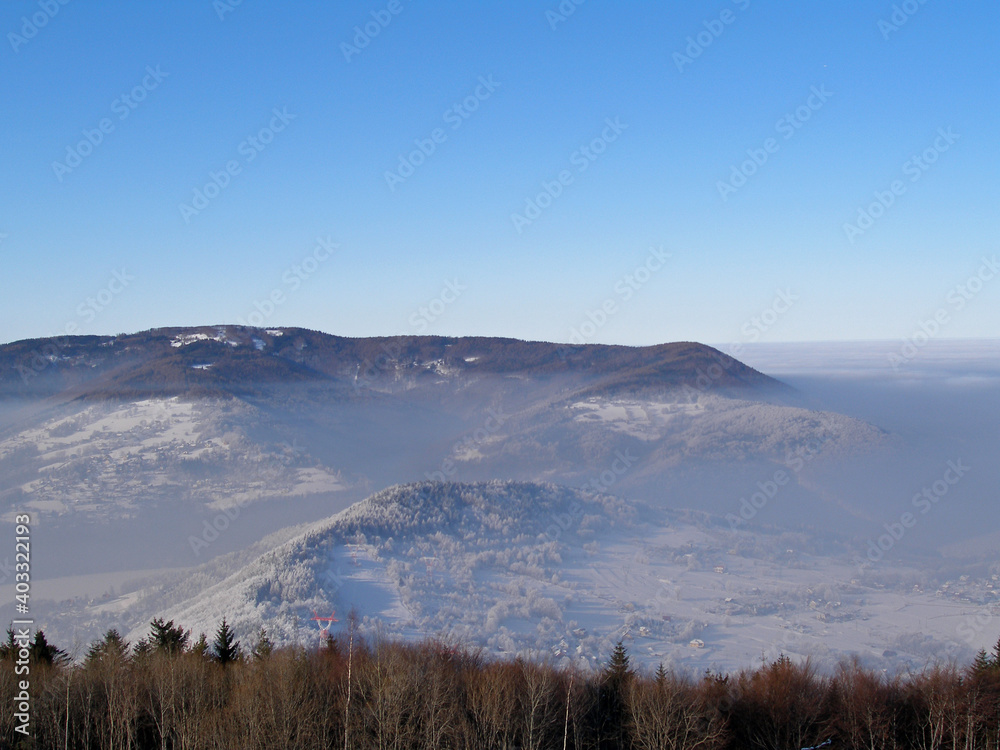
[[1, 0, 997, 347]]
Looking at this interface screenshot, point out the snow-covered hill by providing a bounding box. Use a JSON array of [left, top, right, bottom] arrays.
[[0, 327, 894, 578], [21, 480, 984, 674], [0, 396, 343, 520]]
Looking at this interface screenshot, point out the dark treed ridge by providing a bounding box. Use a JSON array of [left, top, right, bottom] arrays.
[[0, 326, 785, 400], [3, 623, 1000, 749]]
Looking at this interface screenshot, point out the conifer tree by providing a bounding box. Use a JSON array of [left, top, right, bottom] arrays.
[[972, 649, 991, 673], [0, 627, 15, 660], [601, 641, 634, 747], [605, 640, 633, 684], [192, 633, 210, 658], [132, 637, 152, 659], [655, 661, 668, 687], [85, 629, 129, 664], [30, 630, 68, 665], [251, 627, 274, 660], [212, 618, 241, 665], [149, 617, 190, 655]]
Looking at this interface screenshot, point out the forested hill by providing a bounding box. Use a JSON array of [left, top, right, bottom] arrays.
[[0, 325, 784, 400]]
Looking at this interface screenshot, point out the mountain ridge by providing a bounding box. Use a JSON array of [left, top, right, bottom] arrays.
[[0, 327, 890, 583], [1, 325, 786, 401]]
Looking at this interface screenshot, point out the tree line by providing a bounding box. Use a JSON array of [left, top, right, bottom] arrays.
[[2, 618, 1000, 749]]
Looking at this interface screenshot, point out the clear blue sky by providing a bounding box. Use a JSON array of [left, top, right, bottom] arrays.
[[2, 1, 997, 347]]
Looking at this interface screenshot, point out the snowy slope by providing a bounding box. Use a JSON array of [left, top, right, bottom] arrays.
[[88, 481, 998, 674], [0, 396, 345, 522]]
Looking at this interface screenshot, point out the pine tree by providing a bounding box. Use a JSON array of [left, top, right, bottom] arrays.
[[85, 629, 129, 664], [605, 640, 633, 684], [149, 618, 190, 655], [132, 637, 152, 659], [971, 649, 992, 675], [30, 630, 68, 665], [655, 661, 668, 687], [191, 633, 210, 658], [251, 627, 274, 660], [212, 618, 241, 665], [0, 627, 15, 660], [601, 641, 633, 747]]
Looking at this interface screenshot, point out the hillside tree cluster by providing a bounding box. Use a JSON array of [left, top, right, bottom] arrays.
[[3, 620, 1000, 749]]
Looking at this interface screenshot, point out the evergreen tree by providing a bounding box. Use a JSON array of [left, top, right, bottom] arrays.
[[149, 617, 190, 655], [655, 661, 668, 687], [0, 627, 15, 660], [191, 633, 210, 658], [601, 641, 634, 747], [132, 637, 152, 659], [85, 629, 129, 664], [971, 649, 993, 675], [30, 630, 68, 666], [251, 627, 274, 660], [212, 618, 241, 665], [605, 640, 633, 684]]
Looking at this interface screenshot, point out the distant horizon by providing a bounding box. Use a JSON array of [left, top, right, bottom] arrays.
[[3, 322, 998, 350]]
